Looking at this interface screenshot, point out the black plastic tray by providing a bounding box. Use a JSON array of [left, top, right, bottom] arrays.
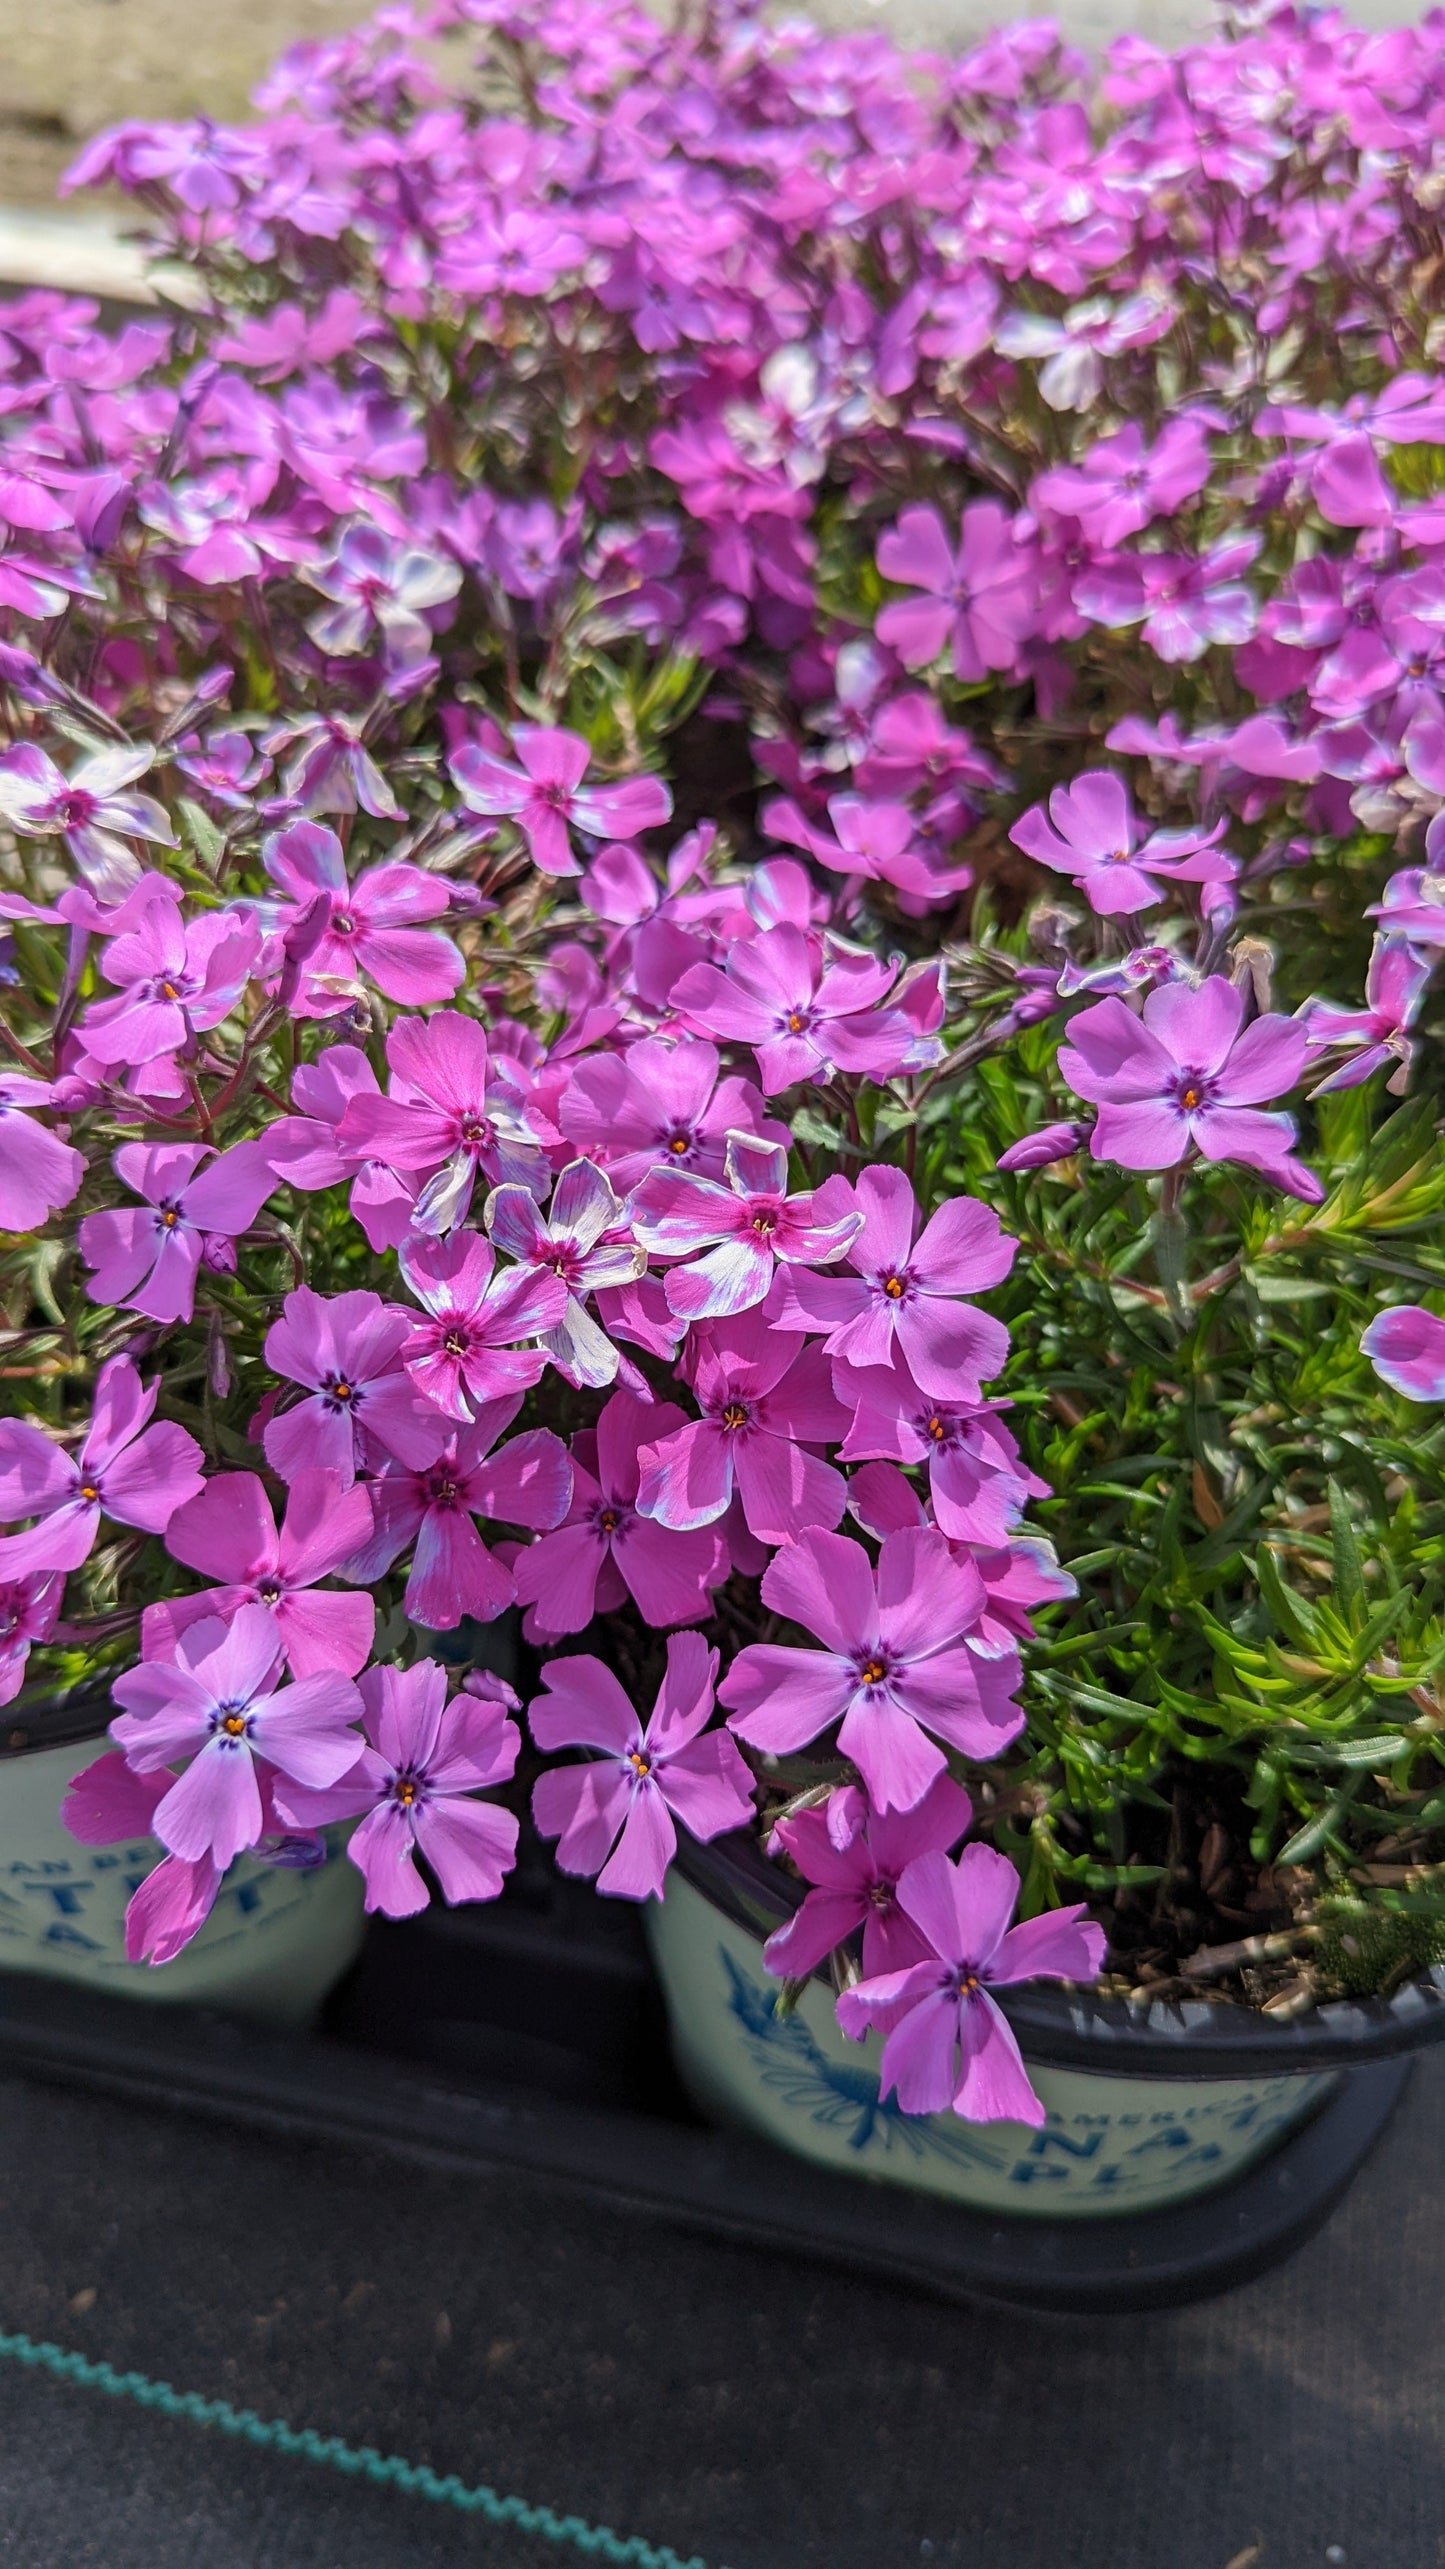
[[0, 1847, 1413, 2316]]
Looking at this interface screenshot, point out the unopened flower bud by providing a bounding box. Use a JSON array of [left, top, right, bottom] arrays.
[[997, 1120, 1093, 1173]]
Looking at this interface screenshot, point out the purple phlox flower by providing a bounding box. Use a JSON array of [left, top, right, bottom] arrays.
[[836, 1845, 1105, 2127], [636, 1305, 849, 1545], [772, 1163, 1014, 1403], [262, 1285, 449, 1487], [0, 1072, 84, 1230], [341, 1396, 571, 1630], [0, 1570, 63, 1706], [338, 1009, 549, 1233], [763, 1773, 976, 1982], [1304, 937, 1430, 1094], [81, 892, 260, 1068], [629, 1130, 864, 1322], [145, 1467, 376, 1678], [855, 693, 1006, 806], [486, 496, 578, 600], [61, 1750, 222, 1966], [995, 1118, 1094, 1174], [0, 1353, 203, 1581], [763, 791, 972, 906], [1010, 771, 1234, 917], [436, 206, 588, 300], [303, 522, 461, 663], [0, 741, 175, 900], [513, 1387, 727, 1639], [1072, 535, 1260, 664], [1058, 978, 1322, 1200], [263, 821, 463, 1014], [211, 288, 378, 380], [1362, 1304, 1445, 1402], [875, 501, 1038, 682], [79, 1138, 279, 1323], [484, 1159, 643, 1389], [267, 711, 404, 823], [1367, 859, 1445, 952], [450, 724, 673, 879], [111, 1605, 362, 1871], [721, 1524, 1023, 1814], [398, 1229, 569, 1421], [847, 1457, 1074, 1649], [1260, 380, 1445, 530], [670, 921, 930, 1095], [174, 726, 271, 809], [1031, 417, 1212, 549], [263, 1044, 420, 1252], [994, 285, 1174, 411], [275, 1658, 521, 1920], [125, 117, 247, 212], [531, 1629, 754, 1902], [1055, 944, 1181, 1000], [558, 1034, 784, 1191], [837, 1358, 1045, 1548]]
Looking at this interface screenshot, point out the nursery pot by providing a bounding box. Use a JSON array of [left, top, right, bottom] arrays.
[[648, 1831, 1445, 2227], [0, 1676, 365, 2029]]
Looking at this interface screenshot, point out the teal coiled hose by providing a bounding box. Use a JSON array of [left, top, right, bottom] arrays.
[[0, 2325, 725, 2569]]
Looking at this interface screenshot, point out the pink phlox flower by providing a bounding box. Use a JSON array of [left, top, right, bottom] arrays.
[[174, 726, 272, 809], [338, 1009, 550, 1233], [875, 501, 1038, 682], [1362, 1305, 1445, 1402], [1031, 417, 1212, 549], [266, 711, 404, 822], [0, 1569, 63, 1705], [81, 891, 260, 1067], [61, 1750, 223, 1966], [720, 1524, 1024, 1814], [0, 741, 175, 901], [763, 1773, 975, 1981], [302, 521, 461, 662], [837, 1357, 1046, 1548], [110, 1604, 362, 1870], [145, 1467, 376, 1678], [211, 288, 379, 380], [262, 1284, 449, 1486], [263, 1043, 420, 1252], [854, 693, 1006, 805], [995, 286, 1175, 411], [263, 821, 464, 1014], [836, 1845, 1105, 2127], [79, 1137, 279, 1323], [1058, 977, 1323, 1200], [343, 1395, 572, 1630], [1072, 535, 1260, 664], [629, 1130, 864, 1322], [558, 1033, 784, 1191], [1009, 770, 1234, 916], [0, 1071, 85, 1230], [1367, 857, 1445, 952], [844, 1462, 1075, 1650], [398, 1229, 569, 1421], [763, 791, 972, 907], [636, 1305, 849, 1545], [450, 723, 673, 878], [771, 1163, 1014, 1402], [531, 1629, 754, 1902], [670, 920, 932, 1093], [279, 1657, 522, 1918], [0, 1352, 203, 1581], [1304, 937, 1430, 1094], [513, 1387, 727, 1639], [484, 1158, 643, 1389]]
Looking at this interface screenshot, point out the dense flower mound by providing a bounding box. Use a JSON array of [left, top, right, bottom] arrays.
[[5, 0, 1445, 2095]]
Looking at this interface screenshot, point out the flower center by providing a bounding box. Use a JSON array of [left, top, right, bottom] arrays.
[[720, 1401, 749, 1431], [77, 1481, 101, 1504], [750, 1212, 776, 1236], [157, 1204, 181, 1230], [442, 1330, 470, 1357], [160, 980, 181, 1000], [332, 913, 356, 936], [394, 1776, 419, 1806], [955, 1970, 982, 1999], [213, 1708, 250, 1740], [431, 1477, 459, 1506], [926, 1414, 948, 1443], [327, 1376, 355, 1403], [628, 1750, 652, 1777], [257, 1579, 282, 1605], [868, 1881, 895, 1911], [784, 1009, 811, 1034], [458, 1115, 488, 1146], [598, 1508, 619, 1534], [859, 1656, 888, 1687], [666, 1131, 692, 1155], [882, 1274, 906, 1300], [1171, 1069, 1216, 1115]]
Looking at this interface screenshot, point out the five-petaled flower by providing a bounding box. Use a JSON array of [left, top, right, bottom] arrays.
[[0, 1354, 203, 1579], [531, 1630, 755, 1901], [450, 723, 673, 878], [630, 1132, 863, 1321], [1057, 977, 1322, 1199], [836, 1845, 1106, 2126]]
